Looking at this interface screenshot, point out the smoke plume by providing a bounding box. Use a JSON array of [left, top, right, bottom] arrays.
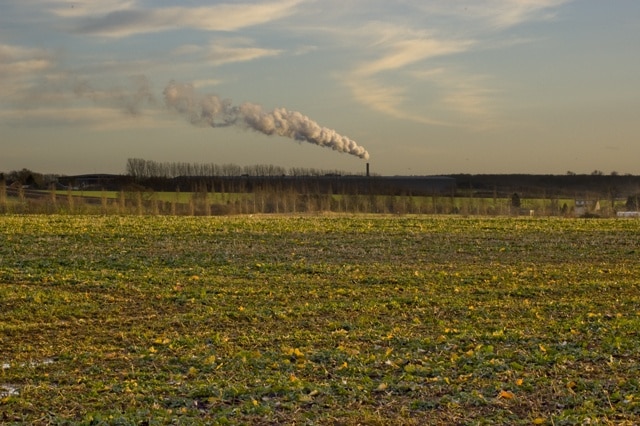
[[73, 75, 157, 116], [163, 81, 369, 160]]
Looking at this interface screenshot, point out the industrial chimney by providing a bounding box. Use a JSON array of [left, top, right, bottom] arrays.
[[366, 163, 370, 177]]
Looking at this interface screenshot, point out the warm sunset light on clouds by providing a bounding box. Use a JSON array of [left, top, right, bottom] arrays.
[[1, 1, 639, 175]]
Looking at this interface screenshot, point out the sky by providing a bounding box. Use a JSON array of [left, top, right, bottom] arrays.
[[1, 0, 639, 176]]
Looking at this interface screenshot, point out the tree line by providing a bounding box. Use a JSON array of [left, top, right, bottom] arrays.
[[125, 158, 353, 179]]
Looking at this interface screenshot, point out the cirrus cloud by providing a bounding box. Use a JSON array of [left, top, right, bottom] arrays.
[[337, 0, 572, 127], [206, 39, 282, 66], [73, 0, 305, 37]]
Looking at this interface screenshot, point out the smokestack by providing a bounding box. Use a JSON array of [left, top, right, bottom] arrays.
[[163, 81, 370, 160], [366, 162, 370, 177]]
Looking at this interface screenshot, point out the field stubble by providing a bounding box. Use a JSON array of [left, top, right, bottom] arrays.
[[0, 215, 639, 425]]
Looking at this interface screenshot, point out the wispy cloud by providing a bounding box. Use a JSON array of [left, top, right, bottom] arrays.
[[0, 0, 573, 133], [171, 38, 282, 68], [353, 36, 473, 77], [73, 0, 305, 37], [46, 0, 137, 18], [408, 0, 571, 30], [0, 44, 56, 101], [477, 0, 571, 29], [206, 39, 282, 66], [343, 77, 449, 126], [0, 43, 160, 129], [341, 23, 474, 126], [412, 68, 499, 129], [0, 106, 165, 130], [338, 1, 571, 126], [0, 44, 54, 74]]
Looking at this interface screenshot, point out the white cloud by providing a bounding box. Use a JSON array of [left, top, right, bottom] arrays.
[[0, 44, 56, 101], [407, 0, 571, 30], [0, 45, 54, 74], [73, 0, 305, 37], [482, 0, 571, 29], [353, 37, 473, 77], [206, 40, 282, 66], [170, 38, 282, 67], [335, 1, 571, 126], [0, 0, 574, 134], [340, 23, 474, 126], [0, 57, 51, 75]]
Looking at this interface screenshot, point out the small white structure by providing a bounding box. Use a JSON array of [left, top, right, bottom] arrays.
[[617, 211, 640, 218], [574, 199, 600, 216]]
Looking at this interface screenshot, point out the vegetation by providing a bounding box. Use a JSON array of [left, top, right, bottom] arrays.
[[3, 163, 640, 217], [2, 187, 594, 217], [125, 158, 352, 179], [1, 215, 639, 424]]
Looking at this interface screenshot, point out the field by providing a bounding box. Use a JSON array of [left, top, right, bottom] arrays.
[[1, 215, 639, 425], [4, 188, 596, 216]]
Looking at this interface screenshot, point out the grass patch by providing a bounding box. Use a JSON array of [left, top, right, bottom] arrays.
[[1, 215, 639, 424]]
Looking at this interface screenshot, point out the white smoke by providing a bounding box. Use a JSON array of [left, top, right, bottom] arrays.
[[163, 81, 370, 160]]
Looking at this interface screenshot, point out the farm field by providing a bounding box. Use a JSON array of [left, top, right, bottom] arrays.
[[46, 189, 578, 207], [1, 215, 639, 425], [6, 189, 598, 216]]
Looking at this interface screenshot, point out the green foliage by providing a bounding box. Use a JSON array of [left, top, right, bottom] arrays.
[[5, 189, 590, 216], [1, 216, 639, 424]]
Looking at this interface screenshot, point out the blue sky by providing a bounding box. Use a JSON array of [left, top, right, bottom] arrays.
[[1, 0, 639, 176]]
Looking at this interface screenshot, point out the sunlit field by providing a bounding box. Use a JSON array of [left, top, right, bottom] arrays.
[[1, 215, 639, 424]]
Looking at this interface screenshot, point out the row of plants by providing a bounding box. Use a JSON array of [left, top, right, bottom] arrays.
[[0, 185, 611, 216]]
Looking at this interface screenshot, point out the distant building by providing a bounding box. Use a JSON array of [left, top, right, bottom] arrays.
[[574, 199, 600, 216], [8, 181, 30, 190], [56, 174, 125, 190]]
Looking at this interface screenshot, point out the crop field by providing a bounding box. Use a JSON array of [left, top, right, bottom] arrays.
[[1, 215, 639, 425]]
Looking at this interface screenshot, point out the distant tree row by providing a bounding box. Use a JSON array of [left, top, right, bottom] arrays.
[[126, 158, 351, 179], [0, 168, 60, 189]]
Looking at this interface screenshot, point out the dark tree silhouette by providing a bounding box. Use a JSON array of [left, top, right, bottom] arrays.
[[511, 193, 521, 208], [626, 195, 640, 211]]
